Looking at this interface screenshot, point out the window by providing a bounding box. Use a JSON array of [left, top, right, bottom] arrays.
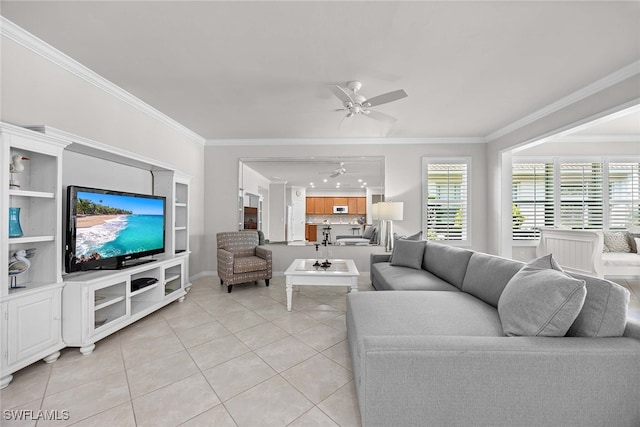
[[512, 157, 640, 240], [512, 162, 554, 239], [423, 158, 470, 242], [609, 162, 640, 229], [559, 162, 603, 229]]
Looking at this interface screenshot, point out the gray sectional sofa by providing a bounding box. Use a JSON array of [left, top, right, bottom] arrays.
[[346, 240, 640, 426]]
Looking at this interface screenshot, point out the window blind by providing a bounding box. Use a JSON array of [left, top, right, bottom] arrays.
[[608, 162, 640, 229], [425, 162, 468, 241], [512, 162, 554, 240], [559, 162, 603, 229]]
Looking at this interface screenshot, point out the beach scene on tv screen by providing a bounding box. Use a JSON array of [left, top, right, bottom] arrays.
[[74, 191, 164, 261]]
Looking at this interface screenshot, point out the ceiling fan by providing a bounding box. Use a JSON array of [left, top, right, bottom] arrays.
[[331, 81, 408, 123], [318, 162, 359, 180], [330, 162, 347, 178]]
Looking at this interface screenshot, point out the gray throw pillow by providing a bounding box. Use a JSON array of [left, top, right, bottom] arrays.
[[566, 272, 630, 337], [362, 225, 375, 239], [498, 257, 586, 337], [527, 253, 563, 270], [390, 239, 426, 270], [393, 231, 422, 242], [369, 227, 378, 244], [627, 232, 640, 253]]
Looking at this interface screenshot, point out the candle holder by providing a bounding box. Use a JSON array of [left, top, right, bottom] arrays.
[[313, 244, 321, 269]]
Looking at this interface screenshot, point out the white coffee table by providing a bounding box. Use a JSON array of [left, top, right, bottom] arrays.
[[283, 259, 359, 311]]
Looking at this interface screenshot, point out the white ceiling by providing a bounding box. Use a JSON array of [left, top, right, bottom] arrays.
[[2, 1, 639, 140]]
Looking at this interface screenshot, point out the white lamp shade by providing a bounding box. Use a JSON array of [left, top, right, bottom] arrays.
[[371, 203, 379, 220], [378, 201, 403, 221]]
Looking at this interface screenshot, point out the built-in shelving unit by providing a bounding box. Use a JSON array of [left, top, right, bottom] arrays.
[[1, 123, 70, 389], [1, 123, 192, 388]]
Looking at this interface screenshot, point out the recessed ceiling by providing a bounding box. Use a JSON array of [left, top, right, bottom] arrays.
[[242, 157, 384, 192], [1, 1, 639, 139]]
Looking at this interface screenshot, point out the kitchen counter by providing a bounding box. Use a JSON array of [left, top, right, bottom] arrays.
[[311, 223, 364, 242]]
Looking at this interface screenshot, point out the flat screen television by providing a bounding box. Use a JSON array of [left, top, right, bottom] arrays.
[[65, 185, 166, 273]]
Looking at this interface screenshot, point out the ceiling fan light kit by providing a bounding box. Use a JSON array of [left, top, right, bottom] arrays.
[[331, 80, 408, 123]]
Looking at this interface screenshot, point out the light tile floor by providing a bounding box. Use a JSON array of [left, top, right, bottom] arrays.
[[0, 276, 374, 427], [2, 275, 639, 427]]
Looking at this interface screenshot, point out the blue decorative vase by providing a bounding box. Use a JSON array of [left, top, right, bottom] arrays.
[[8, 207, 23, 238]]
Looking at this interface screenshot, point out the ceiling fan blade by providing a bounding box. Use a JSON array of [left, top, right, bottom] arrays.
[[330, 86, 354, 105], [365, 110, 398, 123], [363, 89, 408, 107]]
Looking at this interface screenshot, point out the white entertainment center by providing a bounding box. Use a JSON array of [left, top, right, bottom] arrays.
[[1, 123, 191, 389]]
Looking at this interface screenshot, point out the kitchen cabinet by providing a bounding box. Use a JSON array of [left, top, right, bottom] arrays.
[[347, 198, 358, 214], [323, 197, 334, 214], [305, 224, 318, 241], [357, 197, 367, 215], [333, 197, 348, 206], [306, 197, 316, 214]]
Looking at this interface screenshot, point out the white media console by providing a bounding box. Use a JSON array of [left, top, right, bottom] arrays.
[[63, 256, 187, 355]]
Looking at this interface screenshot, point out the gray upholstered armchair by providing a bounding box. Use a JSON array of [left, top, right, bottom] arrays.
[[216, 231, 272, 293]]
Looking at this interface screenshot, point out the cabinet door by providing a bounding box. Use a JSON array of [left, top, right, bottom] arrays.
[[334, 197, 348, 206], [348, 198, 358, 214], [323, 197, 334, 214], [357, 197, 367, 215], [306, 197, 315, 215], [7, 290, 61, 365]]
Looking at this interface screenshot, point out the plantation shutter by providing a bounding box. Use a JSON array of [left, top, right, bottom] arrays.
[[559, 162, 604, 229], [608, 162, 640, 229], [512, 162, 554, 239], [425, 161, 468, 241]]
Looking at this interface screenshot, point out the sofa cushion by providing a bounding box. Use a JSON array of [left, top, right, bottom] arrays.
[[422, 242, 473, 289], [347, 291, 504, 359], [498, 260, 586, 337], [233, 256, 267, 274], [390, 239, 425, 270], [363, 225, 376, 239], [462, 253, 524, 308], [371, 263, 459, 291], [566, 272, 630, 337]]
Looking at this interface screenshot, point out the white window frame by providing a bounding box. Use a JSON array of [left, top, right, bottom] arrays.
[[512, 155, 640, 242], [422, 157, 472, 246]]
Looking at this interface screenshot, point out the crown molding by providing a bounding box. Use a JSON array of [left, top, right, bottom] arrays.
[[0, 16, 206, 146], [486, 60, 640, 142], [548, 134, 640, 143], [205, 136, 487, 146]]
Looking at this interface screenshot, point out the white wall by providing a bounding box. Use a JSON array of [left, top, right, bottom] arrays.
[[204, 141, 487, 271], [1, 35, 206, 277], [268, 183, 286, 242]]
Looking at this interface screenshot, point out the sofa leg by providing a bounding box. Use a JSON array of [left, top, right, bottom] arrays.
[[227, 285, 233, 293], [266, 279, 270, 287], [220, 278, 224, 285]]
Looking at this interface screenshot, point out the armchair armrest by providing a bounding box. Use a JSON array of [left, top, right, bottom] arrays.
[[217, 248, 234, 281], [255, 246, 273, 279], [255, 246, 271, 261], [356, 335, 640, 426]]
